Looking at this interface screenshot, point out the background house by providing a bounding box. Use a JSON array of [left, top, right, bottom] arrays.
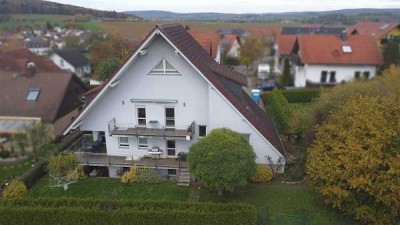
[[0, 49, 88, 138], [347, 22, 400, 46], [50, 49, 91, 78], [64, 24, 286, 182], [291, 34, 384, 87]]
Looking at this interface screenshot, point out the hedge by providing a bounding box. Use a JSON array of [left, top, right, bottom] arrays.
[[0, 198, 256, 225], [281, 88, 320, 103], [262, 90, 291, 133], [19, 159, 47, 189]]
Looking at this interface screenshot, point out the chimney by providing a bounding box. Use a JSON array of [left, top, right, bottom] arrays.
[[340, 30, 347, 41], [26, 60, 36, 77]]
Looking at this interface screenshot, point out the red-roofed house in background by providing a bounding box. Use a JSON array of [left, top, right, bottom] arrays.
[[190, 32, 222, 63], [291, 34, 384, 87], [347, 22, 400, 46], [220, 34, 241, 58], [63, 24, 286, 185]]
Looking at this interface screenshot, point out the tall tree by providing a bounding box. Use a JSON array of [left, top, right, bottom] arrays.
[[307, 94, 400, 225], [239, 37, 265, 69], [96, 57, 121, 81], [188, 128, 256, 196], [280, 58, 292, 87], [381, 41, 399, 72]]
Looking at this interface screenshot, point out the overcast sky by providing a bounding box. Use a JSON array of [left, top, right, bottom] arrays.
[[50, 0, 400, 14]]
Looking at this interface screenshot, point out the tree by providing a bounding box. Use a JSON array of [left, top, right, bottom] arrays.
[[307, 94, 400, 225], [381, 41, 399, 72], [280, 58, 292, 87], [64, 35, 80, 49], [188, 128, 256, 196], [239, 37, 265, 69], [89, 35, 133, 67], [96, 57, 121, 81]]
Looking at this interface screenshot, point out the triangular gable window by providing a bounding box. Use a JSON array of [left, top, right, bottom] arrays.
[[149, 58, 180, 75]]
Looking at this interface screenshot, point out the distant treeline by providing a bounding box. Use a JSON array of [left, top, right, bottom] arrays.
[[0, 0, 140, 19]]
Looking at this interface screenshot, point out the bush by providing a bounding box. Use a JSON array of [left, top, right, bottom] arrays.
[[282, 88, 320, 103], [137, 168, 164, 184], [121, 167, 138, 184], [0, 198, 256, 225], [67, 165, 86, 181], [223, 56, 240, 65], [0, 150, 10, 158], [19, 159, 47, 189], [262, 90, 291, 133], [2, 180, 27, 198], [250, 165, 273, 183], [48, 152, 77, 177]]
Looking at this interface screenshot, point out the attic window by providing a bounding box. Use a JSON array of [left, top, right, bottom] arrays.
[[149, 59, 179, 75], [26, 88, 40, 102], [342, 46, 352, 53]]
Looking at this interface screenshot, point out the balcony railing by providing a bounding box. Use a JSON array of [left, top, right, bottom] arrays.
[[108, 118, 195, 139]]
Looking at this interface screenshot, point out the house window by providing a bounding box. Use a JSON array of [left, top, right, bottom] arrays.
[[118, 137, 129, 148], [165, 107, 175, 128], [60, 59, 64, 67], [137, 107, 146, 127], [138, 137, 148, 149], [149, 58, 179, 75], [363, 71, 370, 79], [166, 140, 176, 156], [354, 71, 361, 79], [198, 125, 207, 138], [329, 71, 336, 83], [167, 169, 177, 176], [320, 71, 328, 83], [26, 88, 40, 102]]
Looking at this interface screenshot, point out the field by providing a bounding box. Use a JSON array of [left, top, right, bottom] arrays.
[[99, 21, 288, 40]]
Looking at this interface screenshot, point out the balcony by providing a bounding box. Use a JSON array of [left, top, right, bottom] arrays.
[[108, 118, 195, 140]]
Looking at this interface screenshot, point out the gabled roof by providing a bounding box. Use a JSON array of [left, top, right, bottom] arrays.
[[54, 49, 90, 68], [295, 34, 384, 65], [65, 24, 285, 156], [189, 32, 220, 60], [0, 71, 87, 123], [347, 22, 400, 39], [248, 26, 282, 39], [1, 48, 61, 73], [277, 35, 297, 56]]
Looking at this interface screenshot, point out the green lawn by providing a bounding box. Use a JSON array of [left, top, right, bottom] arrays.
[[29, 177, 190, 201], [0, 158, 33, 184], [199, 184, 354, 225]]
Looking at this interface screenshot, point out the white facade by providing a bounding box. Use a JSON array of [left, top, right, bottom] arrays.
[[67, 29, 285, 174], [28, 47, 50, 56], [294, 64, 378, 87], [226, 39, 241, 58], [50, 53, 91, 78]]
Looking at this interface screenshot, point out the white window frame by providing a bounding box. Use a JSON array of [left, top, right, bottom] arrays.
[[165, 107, 175, 128], [198, 125, 207, 138], [166, 140, 176, 157], [148, 58, 180, 75], [136, 106, 147, 127], [138, 137, 148, 149], [118, 137, 129, 148]]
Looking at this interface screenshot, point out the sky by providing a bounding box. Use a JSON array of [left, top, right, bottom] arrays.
[[50, 0, 400, 14]]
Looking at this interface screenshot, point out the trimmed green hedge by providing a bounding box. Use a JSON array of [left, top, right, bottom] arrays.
[[262, 90, 291, 133], [0, 198, 256, 225], [281, 88, 320, 103]]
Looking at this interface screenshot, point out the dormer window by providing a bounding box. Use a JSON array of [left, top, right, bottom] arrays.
[[26, 88, 40, 102], [149, 58, 179, 75]]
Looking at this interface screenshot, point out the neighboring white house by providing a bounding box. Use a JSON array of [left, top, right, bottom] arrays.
[[221, 34, 241, 58], [50, 49, 91, 78], [23, 38, 51, 56], [291, 34, 384, 87], [63, 24, 286, 183]]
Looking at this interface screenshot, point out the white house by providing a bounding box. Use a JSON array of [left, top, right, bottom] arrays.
[[23, 38, 51, 56], [291, 34, 384, 87], [221, 34, 241, 58], [50, 49, 91, 78], [63, 24, 286, 184]]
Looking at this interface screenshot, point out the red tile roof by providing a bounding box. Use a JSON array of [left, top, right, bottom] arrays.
[[277, 35, 297, 56], [248, 26, 282, 39], [190, 32, 220, 60], [347, 22, 400, 39], [296, 35, 384, 65]]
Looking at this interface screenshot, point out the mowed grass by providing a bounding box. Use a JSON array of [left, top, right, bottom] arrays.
[[0, 158, 33, 184], [199, 184, 354, 225], [29, 177, 190, 201]]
